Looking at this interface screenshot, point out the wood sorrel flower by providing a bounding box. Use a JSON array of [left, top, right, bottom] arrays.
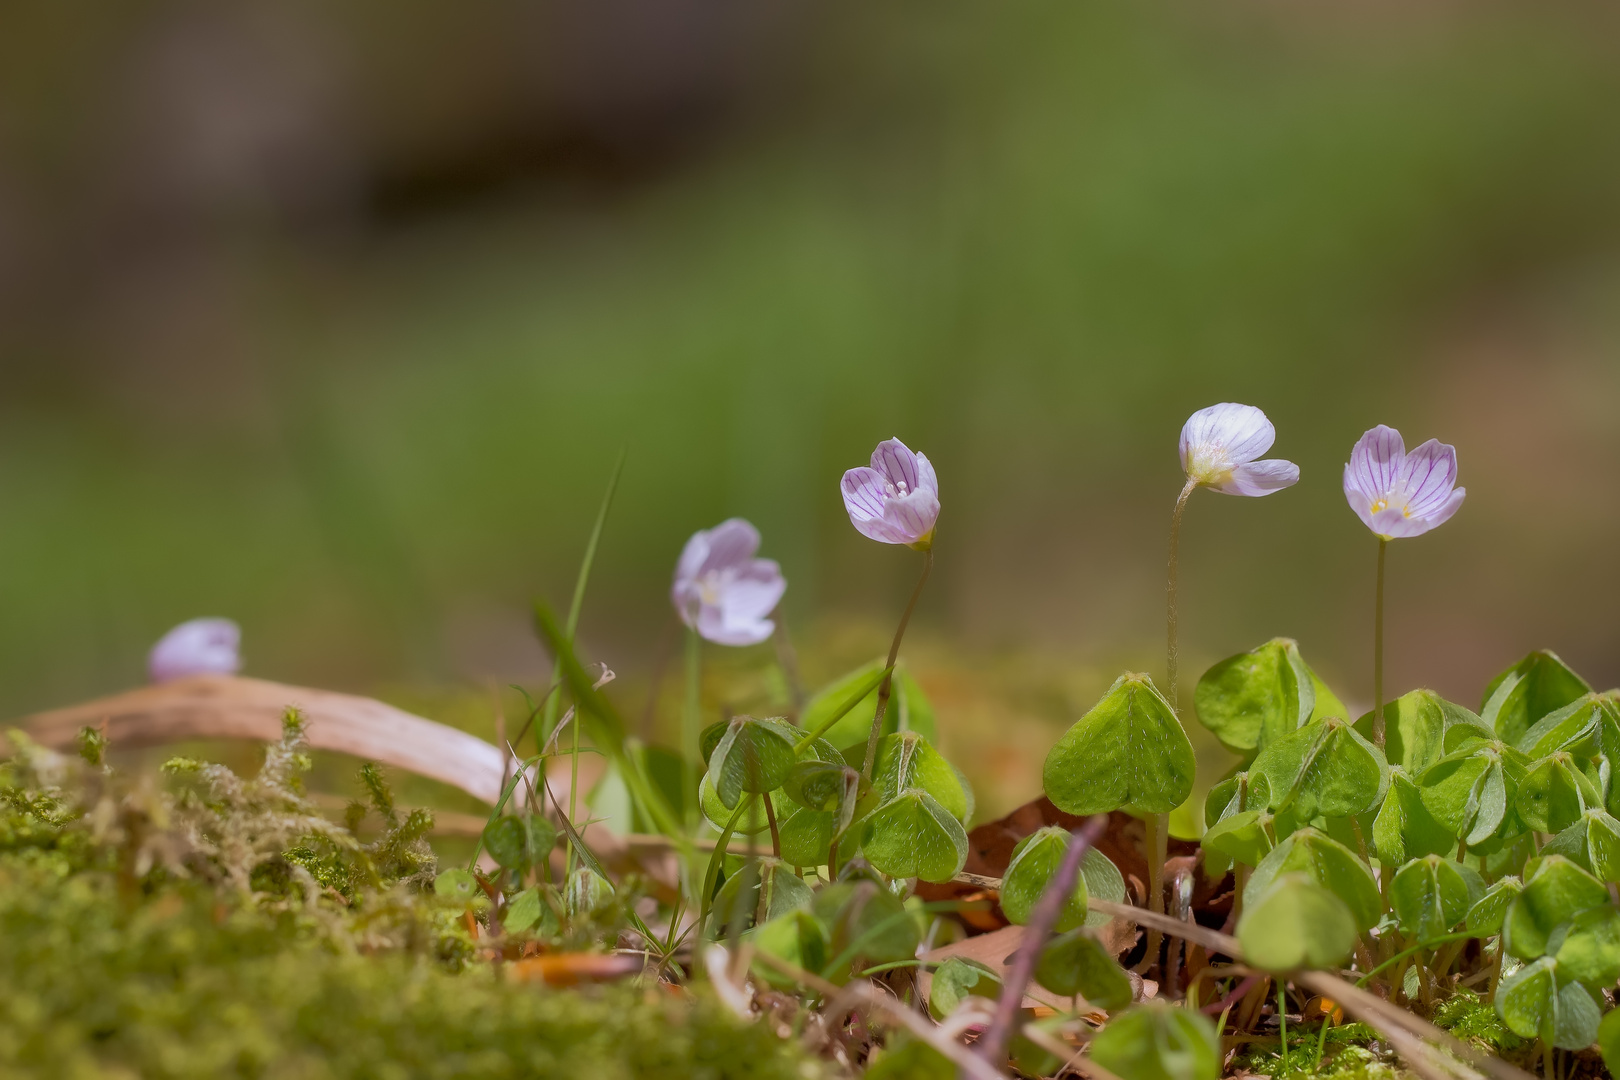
[[1178, 403, 1299, 496], [149, 617, 241, 683], [671, 518, 785, 646], [841, 438, 940, 550], [1342, 424, 1465, 539]]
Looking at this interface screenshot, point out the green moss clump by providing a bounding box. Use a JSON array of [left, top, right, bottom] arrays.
[[0, 718, 826, 1080], [1432, 989, 1527, 1056]]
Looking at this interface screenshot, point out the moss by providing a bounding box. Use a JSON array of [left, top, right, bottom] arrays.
[[0, 720, 826, 1080], [1234, 1023, 1408, 1080], [1432, 989, 1527, 1056]]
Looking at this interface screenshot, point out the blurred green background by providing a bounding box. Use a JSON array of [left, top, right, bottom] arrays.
[[2, 0, 1618, 817]]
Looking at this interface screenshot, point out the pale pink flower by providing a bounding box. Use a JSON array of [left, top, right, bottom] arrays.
[[1179, 403, 1299, 497], [149, 618, 241, 683], [841, 438, 940, 549], [671, 519, 785, 646], [1343, 424, 1465, 539]]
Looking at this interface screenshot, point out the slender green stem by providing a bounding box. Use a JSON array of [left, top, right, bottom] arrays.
[[1146, 478, 1197, 979], [542, 449, 625, 748], [683, 628, 701, 832], [1166, 478, 1197, 715], [567, 698, 582, 877], [1372, 537, 1388, 748], [860, 546, 934, 782], [1277, 982, 1289, 1060], [1355, 930, 1470, 986]]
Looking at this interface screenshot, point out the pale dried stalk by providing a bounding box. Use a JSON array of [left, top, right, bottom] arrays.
[[21, 675, 508, 804]]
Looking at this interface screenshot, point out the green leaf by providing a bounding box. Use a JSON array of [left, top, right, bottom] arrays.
[[1035, 928, 1133, 1009], [706, 716, 799, 809], [1203, 769, 1272, 827], [800, 660, 937, 748], [1597, 1006, 1620, 1078], [1390, 855, 1483, 942], [776, 804, 837, 868], [1373, 769, 1457, 866], [753, 909, 830, 987], [1483, 650, 1591, 746], [1252, 716, 1387, 820], [783, 759, 857, 813], [699, 773, 786, 835], [709, 858, 814, 935], [503, 888, 544, 934], [1516, 753, 1600, 834], [1194, 638, 1316, 755], [1201, 810, 1274, 869], [1353, 689, 1491, 774], [1466, 877, 1523, 936], [482, 814, 557, 874], [927, 957, 1002, 1021], [1088, 1001, 1221, 1080], [1552, 905, 1620, 988], [861, 789, 969, 883], [1044, 673, 1195, 815], [1237, 872, 1359, 972], [433, 868, 477, 902], [871, 732, 969, 823], [1553, 981, 1602, 1052], [1417, 745, 1512, 846], [1497, 956, 1559, 1042], [1590, 809, 1620, 882], [1503, 855, 1609, 959], [865, 1036, 954, 1080], [1518, 693, 1610, 760], [813, 880, 920, 975], [1243, 827, 1381, 931], [1001, 827, 1091, 931]]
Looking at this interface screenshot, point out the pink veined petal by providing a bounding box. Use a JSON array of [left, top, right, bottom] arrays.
[[1419, 486, 1466, 532], [842, 467, 890, 520], [883, 487, 940, 544], [720, 561, 786, 621], [1342, 466, 1379, 531], [1180, 403, 1275, 471], [1215, 458, 1299, 497], [1397, 439, 1459, 519], [1347, 425, 1405, 504], [871, 438, 921, 492], [696, 604, 773, 646], [913, 451, 940, 499], [700, 518, 761, 574]]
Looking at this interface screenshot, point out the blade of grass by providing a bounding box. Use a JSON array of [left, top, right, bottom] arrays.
[[700, 796, 754, 934], [794, 665, 893, 752], [539, 448, 625, 748]]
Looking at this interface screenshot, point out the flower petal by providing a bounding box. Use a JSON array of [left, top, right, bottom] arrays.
[[1347, 425, 1405, 503], [672, 530, 711, 601], [1420, 486, 1466, 532], [700, 518, 761, 573], [883, 487, 940, 545], [913, 451, 940, 499], [1213, 458, 1299, 497], [720, 560, 786, 622], [871, 438, 921, 492], [1180, 403, 1275, 472], [842, 467, 890, 520], [1342, 464, 1379, 532], [149, 617, 242, 683], [1397, 439, 1459, 519], [696, 605, 775, 646]]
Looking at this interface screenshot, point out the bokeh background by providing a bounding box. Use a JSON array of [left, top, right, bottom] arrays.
[[3, 0, 1618, 821]]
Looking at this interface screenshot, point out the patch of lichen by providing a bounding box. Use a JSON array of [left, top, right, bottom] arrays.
[[0, 717, 825, 1080]]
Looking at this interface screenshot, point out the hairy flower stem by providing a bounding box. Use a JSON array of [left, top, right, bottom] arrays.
[[683, 629, 702, 833], [1372, 538, 1388, 747], [860, 547, 934, 783], [1148, 478, 1198, 976]]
